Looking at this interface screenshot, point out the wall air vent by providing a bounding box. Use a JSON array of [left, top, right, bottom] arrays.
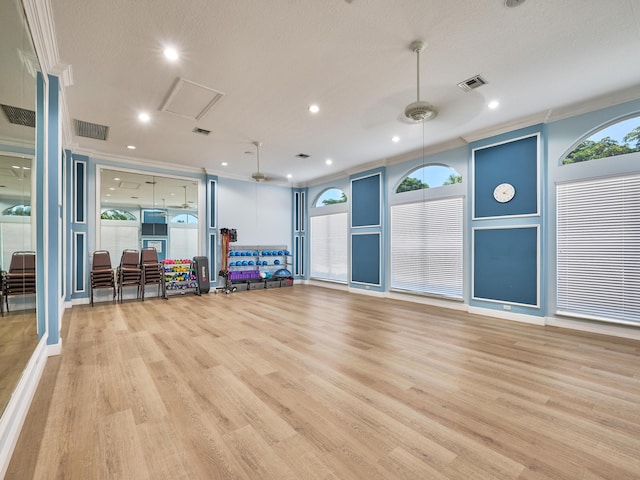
[[75, 119, 109, 140], [457, 75, 488, 92], [295, 153, 310, 159], [1, 104, 36, 127], [193, 127, 211, 136]]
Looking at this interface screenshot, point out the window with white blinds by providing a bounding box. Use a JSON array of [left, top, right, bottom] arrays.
[[391, 197, 463, 299], [310, 212, 348, 282], [557, 174, 640, 325]]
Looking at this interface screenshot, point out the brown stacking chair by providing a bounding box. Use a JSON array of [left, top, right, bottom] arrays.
[[2, 251, 36, 315], [140, 247, 165, 300], [116, 249, 142, 302], [90, 250, 115, 306]]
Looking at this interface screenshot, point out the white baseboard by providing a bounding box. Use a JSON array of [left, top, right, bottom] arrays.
[[545, 316, 640, 340], [348, 286, 385, 297], [467, 306, 546, 326], [386, 291, 467, 311], [47, 338, 62, 356], [0, 338, 48, 478]]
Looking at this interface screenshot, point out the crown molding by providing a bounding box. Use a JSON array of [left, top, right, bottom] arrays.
[[70, 148, 206, 176], [21, 0, 67, 78]]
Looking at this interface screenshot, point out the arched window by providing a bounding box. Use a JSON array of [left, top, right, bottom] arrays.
[[2, 204, 31, 216], [101, 209, 136, 221], [562, 114, 640, 165], [171, 213, 198, 224], [396, 165, 461, 193], [315, 188, 347, 207]]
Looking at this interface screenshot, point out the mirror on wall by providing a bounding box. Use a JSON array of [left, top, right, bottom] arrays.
[[0, 0, 40, 417], [98, 169, 199, 298]]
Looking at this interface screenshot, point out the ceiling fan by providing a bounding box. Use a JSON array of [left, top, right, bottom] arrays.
[[403, 40, 438, 123], [251, 141, 267, 182], [169, 185, 191, 209]]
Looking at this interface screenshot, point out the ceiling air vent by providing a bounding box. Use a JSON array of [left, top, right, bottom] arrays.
[[193, 127, 211, 136], [457, 75, 488, 92], [1, 104, 36, 127], [75, 119, 109, 140], [295, 153, 310, 159]]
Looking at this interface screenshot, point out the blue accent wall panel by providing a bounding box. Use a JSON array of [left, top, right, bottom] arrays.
[[351, 174, 380, 227], [209, 179, 216, 228], [75, 161, 85, 223], [210, 234, 217, 283], [473, 227, 538, 306], [474, 135, 538, 218], [75, 233, 85, 292], [351, 233, 380, 285]]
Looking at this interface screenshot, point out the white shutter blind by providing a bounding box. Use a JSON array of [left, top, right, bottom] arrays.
[[310, 212, 348, 282], [557, 174, 640, 325], [391, 197, 463, 299], [100, 223, 139, 266]]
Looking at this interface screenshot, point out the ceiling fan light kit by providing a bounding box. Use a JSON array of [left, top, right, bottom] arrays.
[[404, 40, 438, 123]]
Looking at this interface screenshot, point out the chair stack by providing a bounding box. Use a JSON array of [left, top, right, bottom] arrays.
[[90, 250, 115, 306], [117, 249, 142, 302], [140, 247, 165, 300], [2, 251, 36, 314]]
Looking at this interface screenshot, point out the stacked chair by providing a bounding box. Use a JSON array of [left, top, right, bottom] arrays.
[[1, 251, 36, 315], [140, 247, 165, 300], [89, 250, 115, 306], [116, 249, 142, 302]]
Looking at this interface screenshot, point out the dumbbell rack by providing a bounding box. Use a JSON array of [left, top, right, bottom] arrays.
[[227, 245, 292, 290]]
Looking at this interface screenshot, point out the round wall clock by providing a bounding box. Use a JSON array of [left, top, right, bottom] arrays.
[[493, 182, 515, 203]]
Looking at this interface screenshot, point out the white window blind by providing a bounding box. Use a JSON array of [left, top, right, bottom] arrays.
[[391, 197, 463, 299], [100, 223, 139, 266], [557, 174, 640, 325], [310, 212, 348, 282]]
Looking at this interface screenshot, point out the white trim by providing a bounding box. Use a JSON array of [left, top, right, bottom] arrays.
[[350, 231, 382, 287], [0, 338, 47, 479], [471, 224, 540, 308], [348, 286, 385, 297], [546, 316, 640, 341], [47, 338, 62, 356], [471, 132, 541, 220], [350, 172, 382, 229], [468, 305, 545, 326]]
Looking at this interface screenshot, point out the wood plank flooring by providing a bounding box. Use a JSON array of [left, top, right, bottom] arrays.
[[0, 310, 38, 417], [6, 285, 640, 479]]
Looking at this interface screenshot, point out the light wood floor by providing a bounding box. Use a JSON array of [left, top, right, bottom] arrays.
[[0, 310, 37, 417], [6, 285, 640, 479]]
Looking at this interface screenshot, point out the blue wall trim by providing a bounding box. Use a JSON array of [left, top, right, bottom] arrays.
[[351, 233, 381, 286], [74, 233, 85, 292], [473, 134, 539, 219], [351, 173, 381, 228], [35, 72, 46, 339], [46, 75, 61, 346], [473, 226, 539, 309]]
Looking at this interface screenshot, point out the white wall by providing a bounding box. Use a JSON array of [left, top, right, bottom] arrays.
[[218, 178, 292, 248]]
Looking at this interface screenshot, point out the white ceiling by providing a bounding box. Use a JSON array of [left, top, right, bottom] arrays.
[[49, 0, 640, 185]]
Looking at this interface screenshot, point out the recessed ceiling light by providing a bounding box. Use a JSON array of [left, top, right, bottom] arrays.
[[106, 194, 111, 197], [221, 162, 228, 166], [171, 193, 176, 196], [113, 177, 120, 181], [127, 145, 136, 150], [325, 159, 332, 165], [138, 112, 150, 123], [108, 187, 115, 191], [22, 166, 30, 170], [309, 104, 320, 114], [12, 165, 20, 169], [488, 100, 500, 109], [287, 174, 292, 179], [163, 47, 179, 61], [392, 136, 400, 143]]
